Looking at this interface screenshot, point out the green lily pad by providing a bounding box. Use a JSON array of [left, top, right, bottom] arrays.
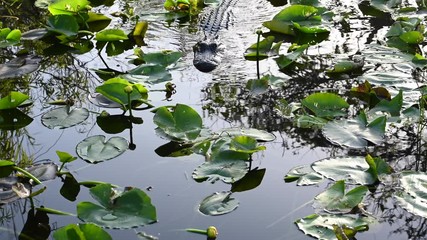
[[0, 91, 29, 110], [370, 90, 403, 116], [231, 168, 266, 192], [53, 223, 112, 240], [217, 128, 276, 142], [192, 159, 248, 183], [0, 109, 33, 130], [311, 156, 384, 185], [229, 136, 266, 154], [284, 165, 324, 186], [301, 92, 349, 118], [46, 15, 79, 37], [126, 64, 172, 84], [322, 112, 386, 148], [275, 44, 308, 70], [244, 36, 281, 61], [153, 104, 203, 142], [314, 180, 368, 212], [95, 78, 148, 109], [77, 184, 156, 229], [198, 191, 239, 216], [48, 0, 89, 15], [76, 135, 128, 163], [296, 214, 373, 240], [41, 106, 89, 129], [95, 29, 128, 41]]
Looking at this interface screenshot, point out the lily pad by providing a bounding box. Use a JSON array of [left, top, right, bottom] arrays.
[[153, 104, 203, 142], [41, 106, 89, 129], [301, 92, 349, 118], [244, 36, 281, 61], [314, 180, 368, 212], [0, 109, 33, 130], [217, 128, 276, 142], [229, 136, 266, 154], [77, 184, 156, 229], [76, 135, 128, 163], [322, 111, 386, 148], [275, 44, 308, 70], [284, 165, 324, 186], [0, 55, 41, 80], [198, 191, 239, 216], [296, 214, 373, 240], [193, 159, 248, 183], [53, 223, 112, 240], [311, 156, 377, 185]]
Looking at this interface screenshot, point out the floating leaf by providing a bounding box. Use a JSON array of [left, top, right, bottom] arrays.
[[96, 29, 128, 41], [41, 106, 89, 129], [244, 36, 281, 61], [370, 90, 403, 116], [56, 150, 77, 164], [312, 156, 382, 185], [229, 136, 266, 154], [0, 55, 41, 80], [284, 165, 324, 186], [193, 159, 248, 183], [199, 192, 239, 216], [153, 104, 202, 142], [0, 91, 29, 109], [76, 135, 128, 163], [46, 15, 79, 37], [275, 44, 308, 70], [301, 92, 349, 118], [322, 112, 386, 148], [53, 223, 112, 240], [217, 128, 276, 142], [296, 214, 372, 240], [48, 0, 89, 15], [314, 180, 368, 212], [77, 184, 157, 229], [95, 78, 148, 109]]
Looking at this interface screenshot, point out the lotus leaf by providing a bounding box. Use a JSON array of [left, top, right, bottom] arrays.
[[192, 159, 248, 183], [314, 180, 368, 212], [153, 104, 202, 141], [0, 55, 41, 80], [47, 15, 79, 37], [76, 135, 128, 163], [0, 28, 21, 48], [370, 0, 402, 12], [198, 191, 239, 216], [244, 36, 281, 61], [322, 112, 385, 148], [275, 44, 308, 70], [95, 29, 128, 41], [311, 156, 390, 185], [126, 64, 172, 84], [140, 51, 182, 67], [369, 90, 403, 116], [284, 165, 324, 186], [95, 78, 148, 109], [41, 106, 89, 129], [296, 214, 373, 240], [53, 223, 112, 240], [48, 0, 89, 15], [0, 91, 29, 109], [86, 12, 112, 32], [301, 92, 349, 118], [229, 136, 266, 154], [295, 115, 328, 128], [217, 127, 276, 142], [77, 184, 157, 228]]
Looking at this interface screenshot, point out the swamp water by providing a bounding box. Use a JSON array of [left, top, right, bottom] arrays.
[[1, 0, 427, 239]]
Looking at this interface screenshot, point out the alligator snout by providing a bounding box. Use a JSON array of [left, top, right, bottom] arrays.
[[193, 41, 221, 73]]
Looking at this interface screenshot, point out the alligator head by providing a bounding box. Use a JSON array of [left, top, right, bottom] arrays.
[[193, 39, 223, 73]]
